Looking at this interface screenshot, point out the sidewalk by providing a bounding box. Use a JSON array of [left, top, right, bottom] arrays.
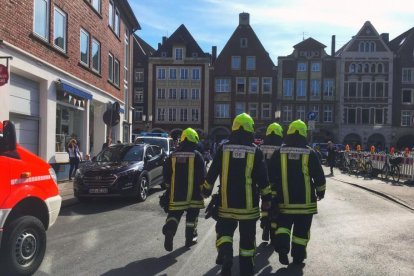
[[58, 180, 78, 208], [325, 166, 414, 211]]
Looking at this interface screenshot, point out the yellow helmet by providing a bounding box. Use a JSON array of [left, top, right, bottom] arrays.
[[180, 128, 199, 143], [287, 119, 307, 138], [266, 123, 283, 137], [232, 113, 254, 133]]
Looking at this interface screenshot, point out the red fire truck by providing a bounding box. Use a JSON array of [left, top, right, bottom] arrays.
[[0, 120, 62, 275]]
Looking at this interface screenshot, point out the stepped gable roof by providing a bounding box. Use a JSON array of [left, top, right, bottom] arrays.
[[389, 27, 414, 53], [153, 24, 208, 58]]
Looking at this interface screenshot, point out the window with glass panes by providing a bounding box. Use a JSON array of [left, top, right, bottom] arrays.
[[262, 78, 272, 94], [323, 106, 333, 122], [180, 88, 188, 100], [169, 88, 177, 99], [34, 0, 49, 40], [157, 88, 166, 99], [249, 78, 258, 93], [297, 62, 307, 72], [53, 7, 66, 51], [235, 102, 245, 115], [180, 68, 189, 80], [169, 68, 177, 79], [215, 104, 230, 118], [311, 105, 319, 122], [232, 56, 241, 70], [191, 88, 200, 100], [180, 109, 188, 122], [402, 68, 413, 83], [134, 107, 143, 121], [80, 29, 89, 65], [323, 79, 334, 97], [191, 109, 199, 122], [283, 79, 293, 97], [236, 78, 246, 93], [311, 80, 320, 97], [169, 108, 177, 121], [246, 56, 256, 70], [92, 39, 101, 73], [135, 68, 144, 82], [108, 54, 114, 81], [282, 105, 292, 122], [401, 111, 413, 126], [157, 68, 166, 79], [311, 62, 320, 72], [215, 79, 230, 93], [297, 79, 306, 97], [262, 103, 271, 119], [402, 89, 412, 104], [157, 108, 166, 121], [248, 103, 258, 118], [134, 89, 143, 103], [192, 68, 200, 80], [175, 48, 183, 60], [296, 105, 305, 121]]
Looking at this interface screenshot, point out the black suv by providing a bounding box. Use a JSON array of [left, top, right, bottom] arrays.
[[74, 144, 165, 201]]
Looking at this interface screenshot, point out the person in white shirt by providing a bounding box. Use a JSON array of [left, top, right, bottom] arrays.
[[67, 139, 81, 180]]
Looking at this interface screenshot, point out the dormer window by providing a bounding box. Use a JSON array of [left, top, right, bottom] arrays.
[[175, 48, 183, 60]]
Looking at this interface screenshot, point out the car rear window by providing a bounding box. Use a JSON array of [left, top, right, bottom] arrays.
[[136, 137, 168, 151]]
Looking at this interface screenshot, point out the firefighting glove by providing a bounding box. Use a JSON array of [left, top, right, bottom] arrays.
[[205, 194, 219, 220], [159, 192, 169, 213]]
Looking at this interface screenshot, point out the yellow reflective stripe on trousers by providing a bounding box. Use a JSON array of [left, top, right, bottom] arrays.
[[221, 151, 230, 208], [187, 157, 195, 202], [170, 157, 176, 202], [245, 152, 254, 209], [166, 217, 179, 224], [240, 248, 255, 257], [281, 153, 289, 204], [216, 236, 233, 248], [316, 184, 326, 192], [261, 185, 272, 196], [275, 227, 291, 236], [302, 154, 311, 204], [292, 235, 309, 246]]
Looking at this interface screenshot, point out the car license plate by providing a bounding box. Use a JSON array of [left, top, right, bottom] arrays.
[[89, 188, 108, 194]]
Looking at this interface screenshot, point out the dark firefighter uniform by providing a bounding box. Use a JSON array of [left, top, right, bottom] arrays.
[[202, 113, 272, 276], [268, 120, 326, 265], [163, 128, 206, 251], [260, 123, 283, 242]]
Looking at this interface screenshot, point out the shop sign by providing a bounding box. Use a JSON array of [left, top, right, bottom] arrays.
[[0, 64, 9, 86]]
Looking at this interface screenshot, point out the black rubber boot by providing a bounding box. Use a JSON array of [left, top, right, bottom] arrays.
[[279, 253, 289, 265], [164, 231, 174, 252], [185, 235, 198, 248], [221, 255, 232, 276], [293, 257, 304, 264]]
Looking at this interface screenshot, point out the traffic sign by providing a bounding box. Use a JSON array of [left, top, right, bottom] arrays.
[[308, 111, 317, 121]]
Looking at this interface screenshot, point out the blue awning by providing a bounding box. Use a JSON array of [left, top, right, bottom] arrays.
[[57, 80, 93, 100]]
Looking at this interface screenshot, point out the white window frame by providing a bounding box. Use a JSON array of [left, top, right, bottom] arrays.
[[192, 68, 200, 80], [215, 78, 230, 93], [169, 88, 177, 100], [401, 111, 413, 126], [180, 88, 188, 100], [169, 68, 177, 80], [175, 48, 183, 61], [157, 68, 166, 80], [248, 103, 258, 119], [311, 62, 321, 72], [108, 1, 114, 28], [33, 0, 49, 41], [157, 88, 166, 99], [323, 105, 333, 123], [283, 79, 293, 97], [402, 89, 413, 104], [53, 6, 66, 52], [108, 53, 114, 81], [296, 105, 306, 121], [134, 88, 143, 104], [215, 104, 230, 118], [180, 108, 188, 122], [282, 105, 292, 123], [91, 38, 101, 73], [261, 103, 271, 119], [296, 79, 307, 97], [168, 108, 177, 122], [246, 56, 256, 70], [323, 79, 334, 97], [180, 68, 189, 80], [114, 9, 120, 36], [114, 58, 120, 86], [262, 77, 272, 94], [249, 77, 258, 94], [231, 56, 241, 70], [297, 62, 307, 72], [91, 0, 101, 13], [134, 68, 144, 82], [236, 77, 246, 94], [191, 88, 200, 100], [80, 29, 90, 66], [191, 108, 200, 122], [311, 79, 321, 98], [402, 68, 414, 83], [157, 108, 166, 122]]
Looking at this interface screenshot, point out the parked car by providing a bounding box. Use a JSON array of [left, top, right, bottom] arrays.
[[134, 135, 174, 156], [74, 143, 166, 202], [0, 120, 62, 275]]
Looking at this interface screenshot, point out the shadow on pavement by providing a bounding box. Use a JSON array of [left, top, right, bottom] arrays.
[[271, 263, 305, 276], [101, 246, 190, 276], [203, 256, 240, 276]]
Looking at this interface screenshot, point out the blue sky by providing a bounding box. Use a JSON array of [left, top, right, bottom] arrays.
[[130, 0, 414, 61]]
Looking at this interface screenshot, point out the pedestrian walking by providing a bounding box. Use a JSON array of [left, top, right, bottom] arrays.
[[67, 139, 81, 180], [327, 141, 336, 175], [268, 119, 326, 265], [259, 123, 284, 243], [202, 113, 272, 276], [162, 128, 206, 251]]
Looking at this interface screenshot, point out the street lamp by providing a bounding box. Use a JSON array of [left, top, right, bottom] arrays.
[[142, 114, 153, 131]]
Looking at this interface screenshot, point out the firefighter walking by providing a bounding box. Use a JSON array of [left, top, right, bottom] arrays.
[[202, 113, 272, 276], [260, 123, 284, 242], [162, 128, 206, 251], [268, 120, 326, 265]]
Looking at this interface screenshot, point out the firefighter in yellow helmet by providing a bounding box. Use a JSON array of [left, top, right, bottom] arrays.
[[202, 113, 272, 276], [162, 128, 206, 251], [268, 120, 326, 265], [260, 123, 283, 242]]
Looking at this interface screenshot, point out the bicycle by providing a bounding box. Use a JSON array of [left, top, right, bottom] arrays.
[[354, 153, 373, 177], [381, 155, 402, 183]]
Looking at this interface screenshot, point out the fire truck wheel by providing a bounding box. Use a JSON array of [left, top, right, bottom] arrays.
[[0, 216, 46, 275]]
